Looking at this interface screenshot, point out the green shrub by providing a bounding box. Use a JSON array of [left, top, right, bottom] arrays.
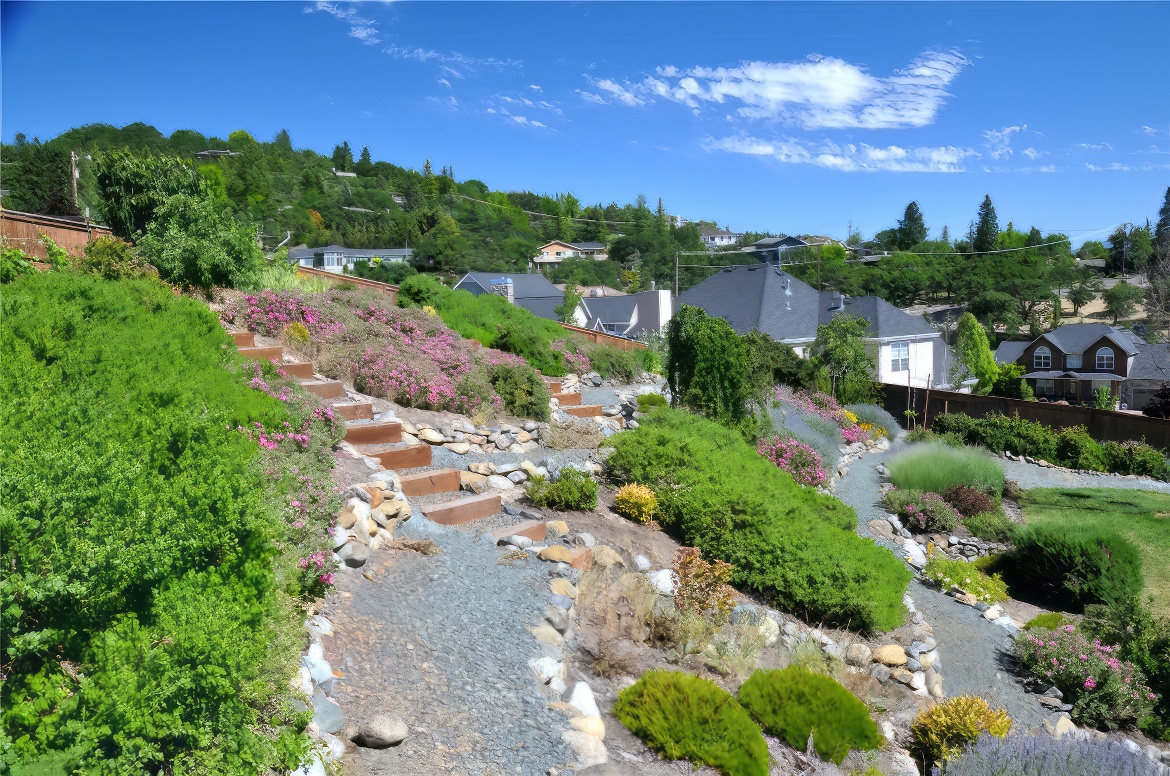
[[931, 412, 1056, 460], [1023, 612, 1070, 631], [78, 235, 160, 280], [607, 408, 911, 631], [0, 272, 332, 770], [941, 484, 995, 517], [525, 467, 598, 511], [1055, 426, 1107, 471], [1, 244, 37, 283], [1006, 524, 1143, 610], [887, 443, 1005, 495], [1100, 440, 1168, 479], [637, 392, 668, 409], [737, 667, 880, 764], [614, 483, 658, 523], [397, 273, 448, 308], [494, 318, 565, 375], [884, 489, 962, 532], [666, 305, 751, 425], [136, 193, 264, 290], [614, 670, 769, 776], [923, 554, 1009, 604], [488, 363, 550, 421], [588, 345, 642, 382], [964, 510, 1014, 541], [909, 696, 1011, 771]]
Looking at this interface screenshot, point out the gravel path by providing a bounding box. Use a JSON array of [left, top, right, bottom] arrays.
[[324, 512, 573, 775], [836, 447, 1050, 728], [1000, 458, 1170, 493]]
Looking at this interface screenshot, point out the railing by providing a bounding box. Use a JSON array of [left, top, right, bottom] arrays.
[[294, 265, 399, 305], [556, 322, 648, 350]]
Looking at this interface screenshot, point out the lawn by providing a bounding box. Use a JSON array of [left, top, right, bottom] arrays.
[[1017, 488, 1170, 617]]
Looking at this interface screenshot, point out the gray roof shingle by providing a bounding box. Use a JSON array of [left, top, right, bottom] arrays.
[[1040, 323, 1141, 356], [457, 272, 565, 301], [1127, 344, 1170, 382], [582, 295, 638, 324], [995, 340, 1029, 365]]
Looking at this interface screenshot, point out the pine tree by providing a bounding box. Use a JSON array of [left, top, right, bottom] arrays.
[[940, 225, 950, 244], [973, 195, 999, 254], [331, 141, 353, 171], [355, 146, 373, 176], [894, 201, 927, 250], [421, 158, 438, 204]]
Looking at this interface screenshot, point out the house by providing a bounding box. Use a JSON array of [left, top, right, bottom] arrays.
[[675, 264, 940, 388], [332, 168, 357, 178], [532, 240, 608, 270], [699, 228, 743, 248], [994, 323, 1146, 405], [554, 284, 626, 298], [286, 244, 413, 273], [743, 235, 814, 263], [581, 290, 673, 338], [452, 272, 588, 326]]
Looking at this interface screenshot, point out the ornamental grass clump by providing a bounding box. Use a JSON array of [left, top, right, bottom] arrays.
[[909, 696, 1011, 771], [614, 483, 658, 524], [885, 489, 962, 532], [614, 670, 770, 776], [757, 436, 827, 488], [946, 732, 1164, 776], [1014, 625, 1155, 728], [737, 666, 881, 765], [887, 442, 1005, 495]]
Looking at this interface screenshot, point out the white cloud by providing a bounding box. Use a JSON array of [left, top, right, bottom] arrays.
[[1075, 142, 1113, 151], [982, 125, 1021, 160], [529, 84, 543, 92], [1022, 147, 1046, 160], [384, 45, 520, 69], [1140, 125, 1161, 135], [595, 79, 646, 107], [306, 2, 381, 45], [576, 89, 607, 105], [349, 26, 380, 44], [606, 48, 970, 129], [439, 65, 464, 79], [706, 135, 977, 172], [437, 77, 451, 88]]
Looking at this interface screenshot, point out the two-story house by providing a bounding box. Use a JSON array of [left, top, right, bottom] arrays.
[[699, 228, 744, 248], [531, 241, 608, 270], [286, 244, 413, 273], [994, 323, 1144, 403]]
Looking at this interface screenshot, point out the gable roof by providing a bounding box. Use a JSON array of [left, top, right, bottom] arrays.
[[537, 240, 606, 251], [1038, 323, 1141, 356], [1125, 343, 1170, 382], [994, 340, 1029, 365], [675, 264, 935, 343], [582, 295, 638, 324], [456, 271, 564, 300]]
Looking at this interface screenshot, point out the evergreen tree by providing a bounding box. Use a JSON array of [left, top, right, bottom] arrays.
[[555, 282, 582, 323], [421, 158, 438, 204], [355, 146, 373, 176], [954, 312, 999, 393], [273, 129, 293, 155], [330, 141, 353, 170], [894, 201, 927, 250], [1155, 186, 1170, 262], [973, 195, 999, 254], [940, 224, 950, 244]]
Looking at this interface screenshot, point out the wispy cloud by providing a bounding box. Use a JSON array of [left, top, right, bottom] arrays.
[[305, 2, 381, 45], [1075, 142, 1114, 151], [594, 48, 970, 129], [576, 89, 607, 105], [1086, 161, 1170, 172], [983, 125, 1022, 160], [706, 135, 978, 172], [1139, 125, 1163, 136], [384, 45, 520, 70], [1022, 147, 1046, 160], [528, 84, 543, 92], [437, 77, 451, 88]]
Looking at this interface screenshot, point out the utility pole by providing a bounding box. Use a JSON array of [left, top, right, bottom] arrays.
[[70, 151, 80, 209], [674, 251, 679, 299]]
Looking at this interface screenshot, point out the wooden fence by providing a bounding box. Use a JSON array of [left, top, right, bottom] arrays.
[[556, 322, 648, 350], [1, 209, 112, 259], [878, 383, 1170, 450], [294, 265, 399, 305]]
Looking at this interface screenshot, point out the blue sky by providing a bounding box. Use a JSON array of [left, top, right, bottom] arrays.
[[3, 1, 1169, 245]]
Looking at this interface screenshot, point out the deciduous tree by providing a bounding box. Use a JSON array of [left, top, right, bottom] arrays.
[[954, 312, 999, 393], [1103, 281, 1144, 323]]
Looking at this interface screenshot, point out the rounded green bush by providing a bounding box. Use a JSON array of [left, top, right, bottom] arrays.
[[738, 666, 880, 764], [1006, 524, 1143, 610], [615, 670, 769, 776]]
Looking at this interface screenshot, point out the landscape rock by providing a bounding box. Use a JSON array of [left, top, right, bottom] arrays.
[[647, 569, 677, 596], [538, 546, 574, 563], [570, 716, 606, 740], [418, 428, 444, 444], [443, 442, 471, 455], [486, 475, 515, 490], [351, 714, 408, 748], [561, 730, 608, 768], [311, 688, 346, 734], [869, 664, 892, 684], [633, 554, 651, 572], [845, 643, 873, 667], [568, 548, 595, 571], [590, 545, 624, 569], [460, 471, 489, 493], [530, 622, 564, 647], [567, 681, 602, 718], [573, 532, 597, 548], [337, 541, 370, 568], [468, 462, 495, 475], [550, 578, 578, 599], [873, 644, 909, 666], [868, 519, 894, 539], [529, 656, 566, 684], [758, 615, 780, 647], [546, 520, 569, 538]]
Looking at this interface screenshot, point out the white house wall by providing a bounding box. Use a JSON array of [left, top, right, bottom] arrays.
[[877, 337, 937, 389]]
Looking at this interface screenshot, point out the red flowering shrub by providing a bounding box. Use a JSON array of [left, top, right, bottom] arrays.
[[757, 436, 827, 488]]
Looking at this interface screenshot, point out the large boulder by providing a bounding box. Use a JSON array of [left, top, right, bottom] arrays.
[[351, 714, 408, 748], [873, 644, 908, 666]]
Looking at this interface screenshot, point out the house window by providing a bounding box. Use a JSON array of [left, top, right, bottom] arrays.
[[555, 251, 564, 257], [1036, 379, 1055, 396], [890, 341, 909, 372], [1066, 354, 1082, 369], [1096, 348, 1115, 371], [1034, 346, 1052, 369]]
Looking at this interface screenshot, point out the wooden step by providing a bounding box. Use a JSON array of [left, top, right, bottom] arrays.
[[231, 331, 255, 347], [545, 380, 563, 394], [490, 520, 548, 543], [301, 379, 346, 399], [552, 392, 582, 406], [238, 345, 283, 362], [562, 405, 603, 418], [344, 420, 402, 445], [332, 402, 374, 421], [399, 468, 461, 497], [282, 362, 314, 379], [370, 445, 432, 470], [420, 493, 502, 526]]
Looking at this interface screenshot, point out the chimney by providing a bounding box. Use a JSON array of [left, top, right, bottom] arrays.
[[489, 277, 514, 304]]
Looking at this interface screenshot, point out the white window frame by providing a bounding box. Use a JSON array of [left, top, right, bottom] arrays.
[[1096, 348, 1115, 371], [890, 341, 910, 373], [1034, 346, 1052, 369]]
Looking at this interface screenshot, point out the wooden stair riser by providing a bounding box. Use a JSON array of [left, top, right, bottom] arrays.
[[545, 381, 563, 394], [238, 346, 284, 362], [302, 380, 346, 399], [490, 520, 548, 543], [562, 405, 604, 418], [420, 493, 502, 526], [344, 421, 402, 445], [332, 402, 374, 421], [552, 392, 582, 406], [281, 362, 314, 379], [399, 468, 461, 497], [370, 445, 432, 470], [231, 331, 256, 347]]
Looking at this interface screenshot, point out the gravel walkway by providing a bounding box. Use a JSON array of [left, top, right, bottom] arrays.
[[1000, 457, 1170, 493], [324, 512, 573, 775], [836, 447, 1050, 728]]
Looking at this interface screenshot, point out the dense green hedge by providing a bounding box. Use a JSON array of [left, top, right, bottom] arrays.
[[607, 408, 911, 631], [1005, 524, 1144, 610], [1, 272, 337, 772], [930, 412, 1168, 480]]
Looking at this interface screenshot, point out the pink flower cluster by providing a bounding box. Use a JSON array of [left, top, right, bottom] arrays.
[[1015, 624, 1155, 726], [841, 424, 870, 444], [757, 436, 827, 488], [775, 386, 869, 443], [298, 549, 336, 586], [227, 290, 347, 339]]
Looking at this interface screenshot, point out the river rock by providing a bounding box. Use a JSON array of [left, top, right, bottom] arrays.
[[546, 520, 569, 538], [337, 541, 369, 568], [647, 569, 677, 595], [539, 546, 574, 563], [568, 681, 601, 718], [550, 578, 578, 599], [444, 442, 470, 455], [311, 687, 346, 734], [590, 545, 624, 569], [845, 643, 873, 667], [351, 714, 408, 748], [418, 428, 444, 444], [873, 645, 908, 666], [468, 461, 495, 475], [562, 730, 608, 768], [570, 716, 606, 739], [486, 475, 515, 490]]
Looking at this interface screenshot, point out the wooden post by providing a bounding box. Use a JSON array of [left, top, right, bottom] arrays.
[[924, 374, 932, 429]]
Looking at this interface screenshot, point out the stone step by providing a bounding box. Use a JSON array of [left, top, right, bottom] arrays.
[[562, 405, 603, 418], [332, 402, 374, 421], [238, 345, 284, 362], [399, 468, 461, 497], [301, 379, 346, 399], [420, 492, 502, 526], [231, 331, 255, 348], [282, 362, 314, 379], [545, 380, 563, 394], [552, 392, 582, 406], [489, 520, 548, 543], [344, 420, 402, 445], [369, 444, 432, 470]]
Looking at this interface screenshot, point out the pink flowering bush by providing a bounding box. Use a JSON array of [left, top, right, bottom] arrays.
[[758, 436, 828, 488], [1015, 625, 1156, 728], [884, 489, 962, 532], [775, 385, 872, 444], [224, 289, 548, 418]]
